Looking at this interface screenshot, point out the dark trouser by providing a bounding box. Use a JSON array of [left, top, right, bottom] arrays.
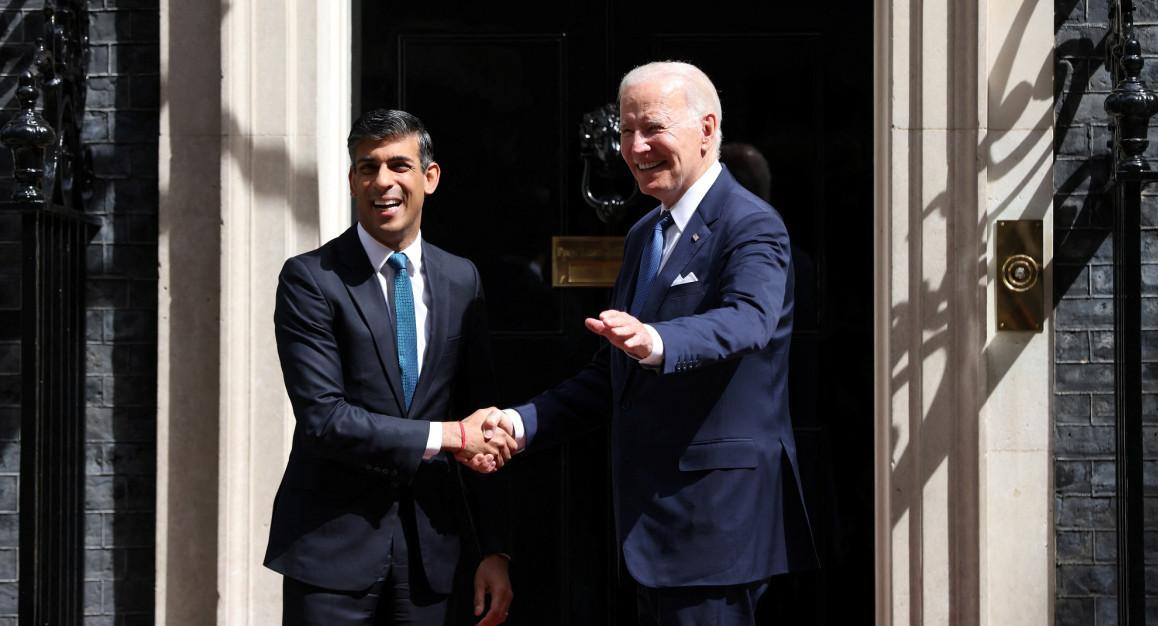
[[636, 579, 771, 626], [281, 536, 451, 626]]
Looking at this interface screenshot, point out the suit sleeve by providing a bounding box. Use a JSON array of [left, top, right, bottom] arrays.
[[274, 255, 429, 476], [514, 339, 615, 452], [652, 205, 792, 374]]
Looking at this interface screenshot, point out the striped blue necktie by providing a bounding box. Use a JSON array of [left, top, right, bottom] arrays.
[[629, 211, 673, 316], [388, 252, 418, 410]]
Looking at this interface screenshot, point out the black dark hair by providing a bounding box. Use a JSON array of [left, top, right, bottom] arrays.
[[346, 109, 435, 168]]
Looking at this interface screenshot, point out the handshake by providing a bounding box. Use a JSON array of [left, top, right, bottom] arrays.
[[448, 407, 519, 473]]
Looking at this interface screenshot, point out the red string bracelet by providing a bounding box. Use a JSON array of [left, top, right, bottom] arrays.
[[458, 421, 466, 455]]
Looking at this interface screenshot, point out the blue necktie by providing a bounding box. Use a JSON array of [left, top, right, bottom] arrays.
[[388, 252, 418, 410], [629, 211, 673, 316]]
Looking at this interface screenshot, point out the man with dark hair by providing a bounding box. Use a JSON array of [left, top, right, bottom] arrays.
[[265, 108, 515, 625]]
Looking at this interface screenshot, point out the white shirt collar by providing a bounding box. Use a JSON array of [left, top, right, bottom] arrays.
[[356, 223, 424, 276], [663, 161, 722, 232]]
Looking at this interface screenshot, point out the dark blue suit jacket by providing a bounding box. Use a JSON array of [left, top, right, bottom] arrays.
[[264, 226, 507, 594], [517, 167, 818, 587]]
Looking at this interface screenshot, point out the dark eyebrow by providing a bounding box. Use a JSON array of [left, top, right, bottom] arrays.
[[355, 154, 416, 166]]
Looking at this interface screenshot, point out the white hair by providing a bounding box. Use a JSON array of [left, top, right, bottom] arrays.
[[618, 61, 723, 154]]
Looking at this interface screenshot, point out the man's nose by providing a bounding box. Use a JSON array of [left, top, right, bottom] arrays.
[[374, 166, 395, 188], [625, 134, 648, 156]]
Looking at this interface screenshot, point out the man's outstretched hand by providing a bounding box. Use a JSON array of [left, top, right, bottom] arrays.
[[585, 309, 654, 360]]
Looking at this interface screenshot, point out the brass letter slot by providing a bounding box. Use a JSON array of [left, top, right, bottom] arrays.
[[995, 220, 1044, 332], [552, 236, 625, 287]]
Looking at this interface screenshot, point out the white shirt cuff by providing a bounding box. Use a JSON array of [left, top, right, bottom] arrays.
[[423, 422, 441, 459], [503, 409, 528, 450], [639, 324, 664, 365]]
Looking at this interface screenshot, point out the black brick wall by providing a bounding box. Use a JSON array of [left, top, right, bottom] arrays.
[[82, 1, 158, 623], [1055, 1, 1158, 624], [0, 1, 159, 624]]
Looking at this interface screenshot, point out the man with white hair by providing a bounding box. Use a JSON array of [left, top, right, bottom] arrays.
[[479, 61, 818, 625]]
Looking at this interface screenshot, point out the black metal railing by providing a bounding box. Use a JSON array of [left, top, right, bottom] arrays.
[[1103, 1, 1158, 623], [0, 2, 93, 624]]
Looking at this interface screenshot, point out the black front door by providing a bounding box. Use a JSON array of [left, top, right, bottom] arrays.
[[357, 2, 874, 623]]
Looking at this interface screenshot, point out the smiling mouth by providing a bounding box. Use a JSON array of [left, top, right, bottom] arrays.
[[374, 200, 402, 210], [638, 161, 663, 171]]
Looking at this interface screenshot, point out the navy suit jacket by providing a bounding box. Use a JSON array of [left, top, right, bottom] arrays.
[[264, 226, 507, 594], [516, 167, 818, 587]]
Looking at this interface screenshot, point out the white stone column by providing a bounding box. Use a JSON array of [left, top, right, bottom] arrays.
[[874, 0, 1053, 623], [979, 0, 1055, 622], [158, 1, 350, 623]]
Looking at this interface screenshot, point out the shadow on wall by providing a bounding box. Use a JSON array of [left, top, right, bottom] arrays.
[[1053, 0, 1113, 306]]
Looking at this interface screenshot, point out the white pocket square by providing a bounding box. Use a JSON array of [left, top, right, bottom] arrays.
[[671, 272, 699, 286]]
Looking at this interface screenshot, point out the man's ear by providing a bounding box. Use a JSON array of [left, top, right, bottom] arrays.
[[701, 114, 718, 150], [424, 161, 441, 194]]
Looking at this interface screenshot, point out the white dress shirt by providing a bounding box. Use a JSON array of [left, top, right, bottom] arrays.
[[356, 224, 443, 458]]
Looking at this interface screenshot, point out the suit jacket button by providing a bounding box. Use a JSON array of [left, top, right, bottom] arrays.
[[620, 399, 631, 411]]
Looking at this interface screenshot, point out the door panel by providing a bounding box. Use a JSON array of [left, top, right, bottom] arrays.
[[399, 34, 569, 334], [357, 2, 873, 623]]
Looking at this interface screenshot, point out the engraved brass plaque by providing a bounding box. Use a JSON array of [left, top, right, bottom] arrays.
[[995, 220, 1044, 332], [551, 236, 624, 287]]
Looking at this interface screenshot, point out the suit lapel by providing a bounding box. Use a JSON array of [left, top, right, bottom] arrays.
[[634, 171, 731, 320], [639, 212, 711, 318], [336, 227, 408, 416], [621, 212, 713, 393], [409, 242, 447, 415]]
